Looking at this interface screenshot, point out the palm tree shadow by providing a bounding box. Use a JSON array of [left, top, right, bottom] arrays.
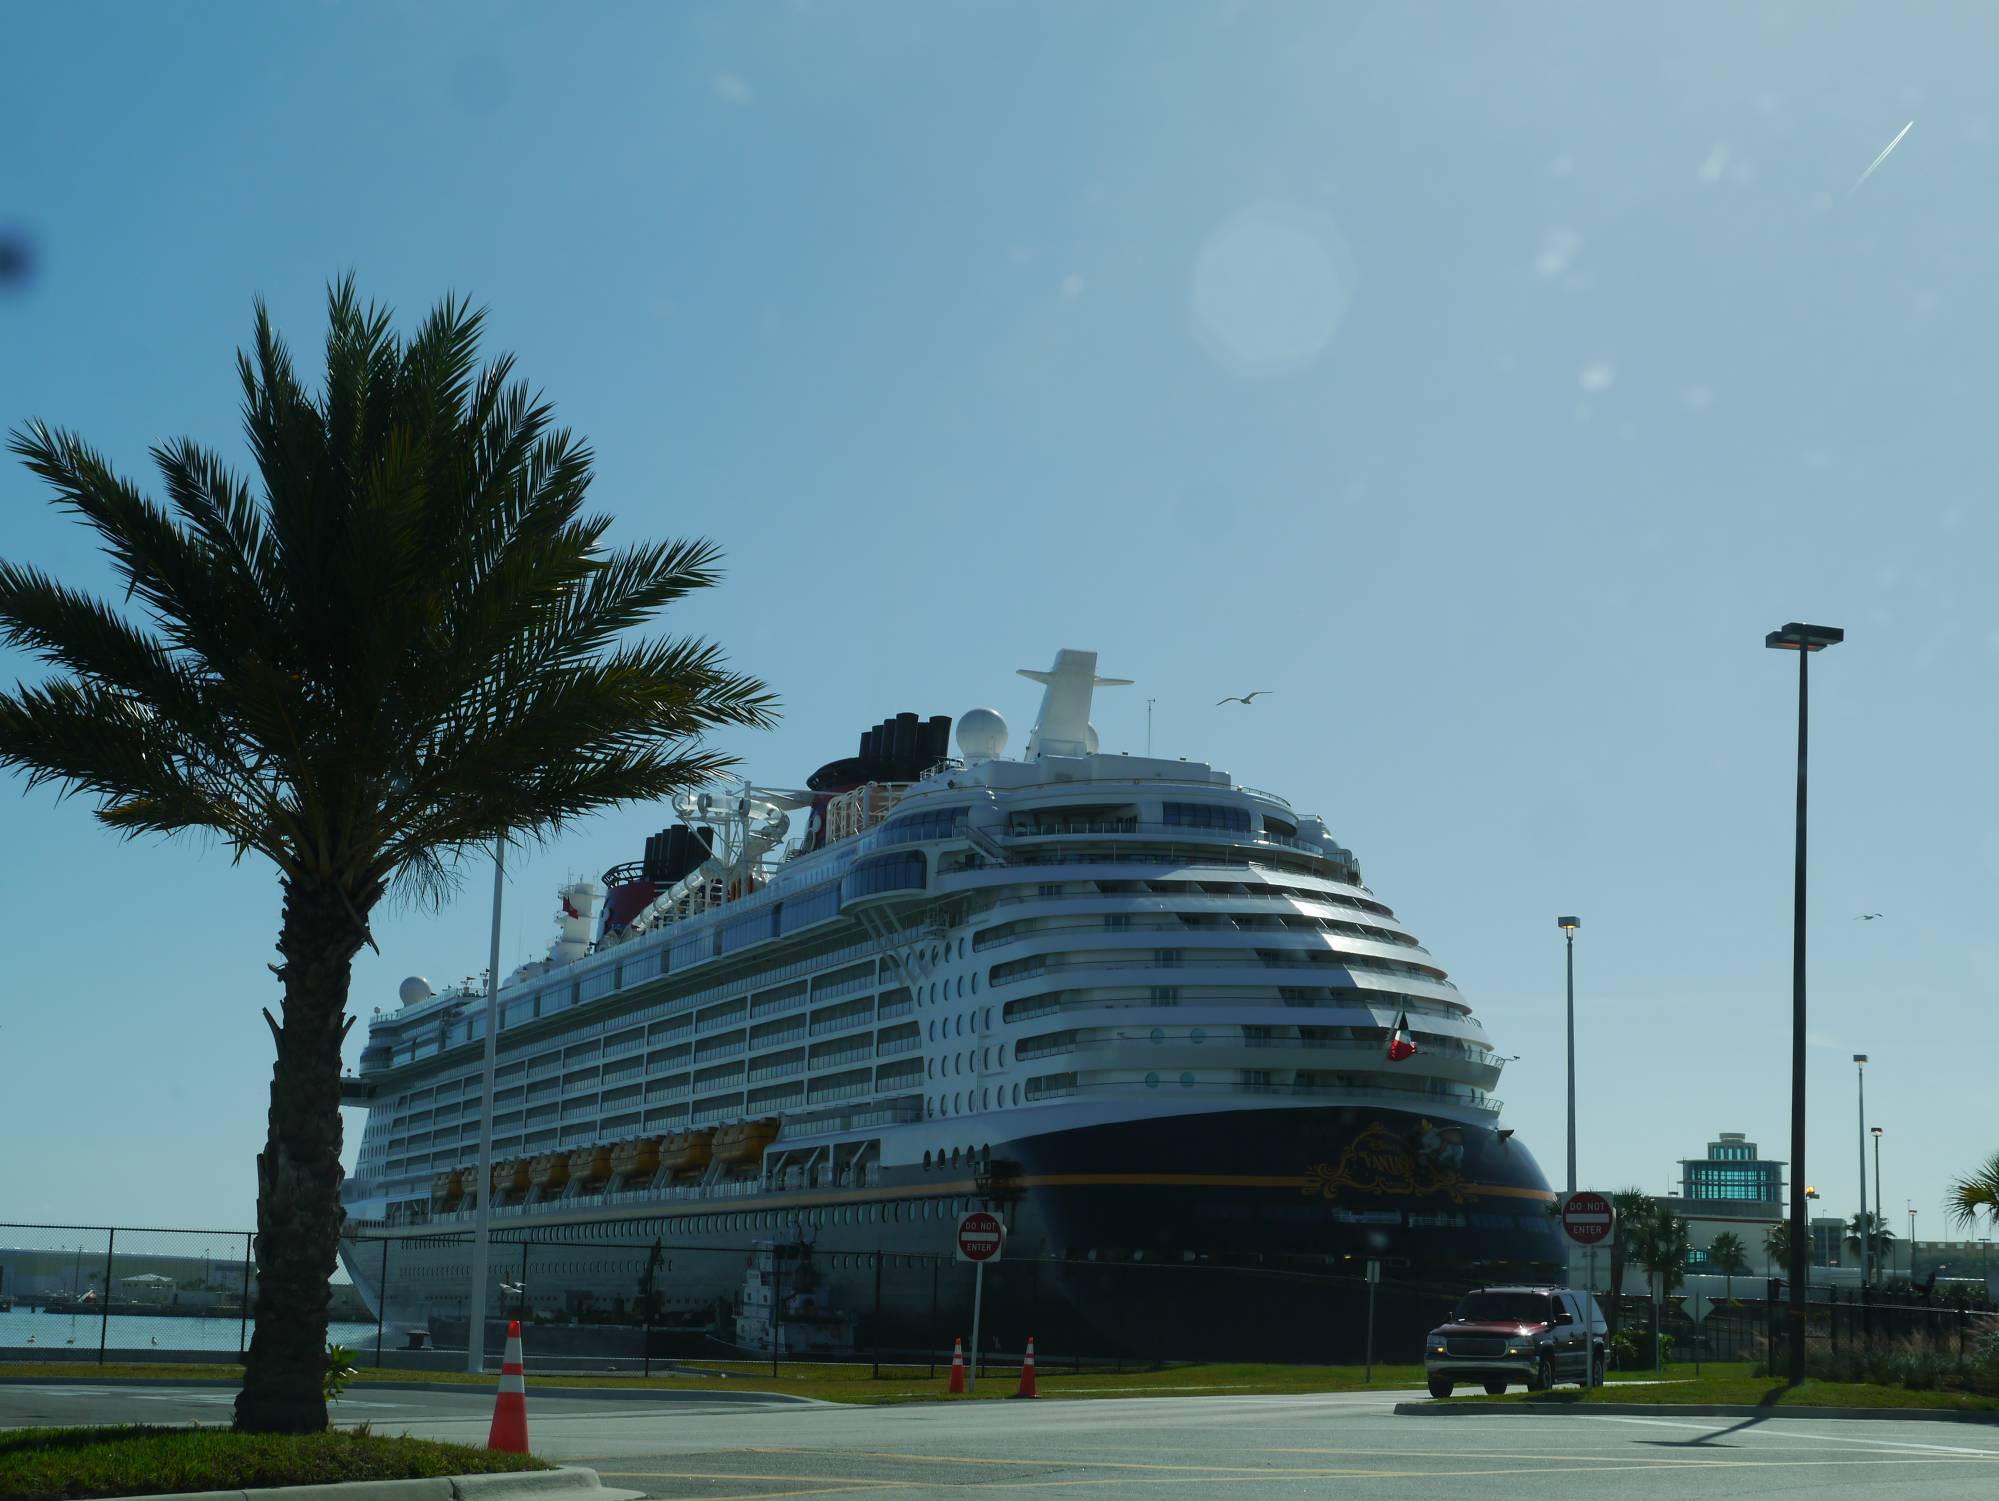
[[1636, 1389, 1786, 1448]]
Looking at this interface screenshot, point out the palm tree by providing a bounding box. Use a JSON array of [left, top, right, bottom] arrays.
[[1946, 1152, 1999, 1236], [1765, 1219, 1794, 1278], [1607, 1188, 1657, 1338], [1707, 1231, 1748, 1304], [1845, 1211, 1895, 1274], [0, 280, 773, 1433]]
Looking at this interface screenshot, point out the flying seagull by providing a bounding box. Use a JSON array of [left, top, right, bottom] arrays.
[[1856, 913, 1883, 921], [1217, 690, 1277, 706], [1853, 120, 1914, 192]]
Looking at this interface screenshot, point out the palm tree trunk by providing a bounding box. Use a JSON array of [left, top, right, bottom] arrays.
[[234, 879, 366, 1434]]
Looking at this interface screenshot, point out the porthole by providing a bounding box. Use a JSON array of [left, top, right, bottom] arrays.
[[924, 1150, 932, 1168], [1012, 1083, 1022, 1105], [971, 974, 979, 994], [983, 1006, 993, 1028], [958, 937, 967, 960], [1190, 1027, 1206, 1045], [931, 945, 940, 965], [1180, 1071, 1195, 1088], [954, 1092, 963, 1112], [999, 1044, 1008, 1065], [981, 1088, 991, 1109], [1150, 1027, 1165, 1044], [1146, 1072, 1161, 1088], [956, 976, 966, 998]]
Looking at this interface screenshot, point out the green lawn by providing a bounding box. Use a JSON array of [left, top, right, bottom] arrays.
[[1455, 1365, 1999, 1415], [0, 1359, 1434, 1405], [0, 1426, 550, 1500]]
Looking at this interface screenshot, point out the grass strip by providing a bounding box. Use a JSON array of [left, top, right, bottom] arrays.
[[0, 1425, 550, 1500], [0, 1360, 1438, 1404]]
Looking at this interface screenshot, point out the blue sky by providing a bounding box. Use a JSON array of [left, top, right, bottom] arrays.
[[2, 1, 1992, 1252]]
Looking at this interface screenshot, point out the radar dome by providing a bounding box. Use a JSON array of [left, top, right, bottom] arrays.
[[956, 708, 1008, 761], [398, 976, 435, 1008]]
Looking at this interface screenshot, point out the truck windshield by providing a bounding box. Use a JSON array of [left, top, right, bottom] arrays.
[[1454, 1292, 1559, 1324]]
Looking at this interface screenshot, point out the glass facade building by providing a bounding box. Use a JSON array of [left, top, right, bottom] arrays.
[[1681, 1131, 1784, 1202]]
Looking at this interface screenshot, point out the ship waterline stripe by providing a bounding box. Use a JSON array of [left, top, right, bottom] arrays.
[[353, 1172, 1553, 1242]]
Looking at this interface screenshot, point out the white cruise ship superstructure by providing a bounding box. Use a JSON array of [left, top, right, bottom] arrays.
[[338, 650, 1562, 1361]]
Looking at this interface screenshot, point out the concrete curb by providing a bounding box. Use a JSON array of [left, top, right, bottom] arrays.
[[0, 1376, 815, 1404], [90, 1464, 645, 1501], [1393, 1400, 1999, 1425]]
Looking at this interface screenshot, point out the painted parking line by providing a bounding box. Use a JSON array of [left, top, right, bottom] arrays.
[[1580, 1414, 1999, 1456]]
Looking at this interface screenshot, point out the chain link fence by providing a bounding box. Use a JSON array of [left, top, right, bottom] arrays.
[[5, 1221, 1989, 1375]]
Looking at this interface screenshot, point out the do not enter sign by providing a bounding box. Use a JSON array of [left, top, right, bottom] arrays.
[[956, 1210, 1005, 1263], [1560, 1190, 1616, 1247]]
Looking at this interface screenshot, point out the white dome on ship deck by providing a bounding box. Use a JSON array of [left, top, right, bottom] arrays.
[[956, 708, 1007, 761], [398, 976, 435, 1008]]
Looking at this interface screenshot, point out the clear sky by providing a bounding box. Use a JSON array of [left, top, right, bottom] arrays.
[[2, 2, 1991, 1253]]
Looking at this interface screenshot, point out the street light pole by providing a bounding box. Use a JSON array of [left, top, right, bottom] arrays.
[[1559, 917, 1580, 1196], [1853, 1055, 1869, 1292], [1871, 1126, 1883, 1282], [466, 838, 506, 1374], [1765, 620, 1843, 1383]]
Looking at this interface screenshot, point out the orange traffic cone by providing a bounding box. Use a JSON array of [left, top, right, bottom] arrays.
[[946, 1337, 966, 1394], [1012, 1335, 1039, 1399], [487, 1320, 530, 1453]]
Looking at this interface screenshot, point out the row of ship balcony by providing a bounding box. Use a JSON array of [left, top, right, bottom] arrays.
[[1018, 1071, 1504, 1114]]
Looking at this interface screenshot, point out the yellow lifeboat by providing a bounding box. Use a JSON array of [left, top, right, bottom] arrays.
[[611, 1137, 662, 1179], [712, 1117, 780, 1169], [568, 1144, 613, 1185], [491, 1159, 530, 1196], [659, 1129, 714, 1177], [527, 1152, 570, 1191], [431, 1170, 464, 1204]]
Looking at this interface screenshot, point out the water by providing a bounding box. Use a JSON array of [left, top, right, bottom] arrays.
[[0, 1308, 381, 1356]]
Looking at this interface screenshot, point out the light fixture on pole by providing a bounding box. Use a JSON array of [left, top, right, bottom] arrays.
[[1870, 1125, 1884, 1281], [465, 838, 507, 1374], [1853, 1055, 1870, 1291], [1765, 619, 1844, 1383], [1557, 916, 1580, 1197]]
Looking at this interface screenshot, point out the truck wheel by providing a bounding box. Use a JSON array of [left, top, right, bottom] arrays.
[[1427, 1378, 1454, 1399], [1529, 1356, 1554, 1392]]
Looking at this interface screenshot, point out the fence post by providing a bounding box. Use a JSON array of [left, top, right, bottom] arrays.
[[871, 1250, 883, 1380], [375, 1238, 389, 1369], [98, 1228, 115, 1366], [770, 1247, 782, 1380], [928, 1257, 939, 1378], [239, 1233, 252, 1357]]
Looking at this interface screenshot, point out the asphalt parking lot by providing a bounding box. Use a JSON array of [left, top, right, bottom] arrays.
[[4, 1383, 1997, 1499]]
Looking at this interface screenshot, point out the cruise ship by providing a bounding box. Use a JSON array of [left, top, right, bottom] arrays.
[[338, 650, 1563, 1362]]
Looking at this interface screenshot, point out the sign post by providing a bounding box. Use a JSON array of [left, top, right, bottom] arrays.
[[1558, 1191, 1617, 1391], [1364, 1259, 1381, 1382], [955, 1211, 1004, 1392]]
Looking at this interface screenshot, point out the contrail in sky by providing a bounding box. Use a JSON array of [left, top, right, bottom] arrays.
[[1852, 120, 1915, 191]]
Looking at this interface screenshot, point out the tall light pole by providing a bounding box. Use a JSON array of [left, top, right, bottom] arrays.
[[466, 839, 507, 1374], [1908, 1205, 1917, 1280], [1765, 620, 1843, 1382], [1853, 1055, 1870, 1291], [1558, 916, 1580, 1196], [1871, 1126, 1883, 1281]]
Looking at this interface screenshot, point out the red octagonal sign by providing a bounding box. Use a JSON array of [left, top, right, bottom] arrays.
[[1560, 1190, 1615, 1247], [956, 1210, 1004, 1263]]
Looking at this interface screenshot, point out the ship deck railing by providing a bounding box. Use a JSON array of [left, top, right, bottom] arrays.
[[1021, 1079, 1503, 1112]]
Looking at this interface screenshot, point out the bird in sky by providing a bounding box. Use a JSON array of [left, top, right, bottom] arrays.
[[1856, 913, 1884, 921], [1217, 690, 1276, 706]]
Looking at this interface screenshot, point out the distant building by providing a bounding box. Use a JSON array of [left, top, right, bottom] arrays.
[[1810, 1216, 1845, 1268], [1682, 1132, 1785, 1203]]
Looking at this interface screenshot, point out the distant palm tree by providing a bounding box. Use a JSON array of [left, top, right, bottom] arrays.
[[1845, 1211, 1895, 1274], [1607, 1188, 1658, 1338], [1946, 1152, 1999, 1236], [1707, 1232, 1748, 1303], [0, 280, 774, 1433], [1765, 1220, 1795, 1277]]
